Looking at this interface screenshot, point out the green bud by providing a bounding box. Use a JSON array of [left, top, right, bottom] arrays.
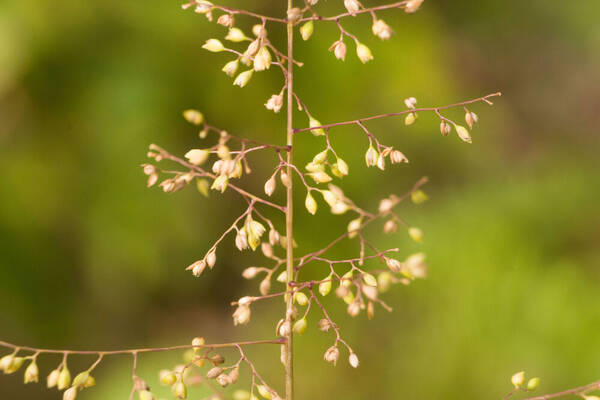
[[159, 370, 177, 386], [309, 117, 325, 136], [300, 20, 314, 40], [196, 178, 210, 197], [527, 378, 540, 391], [139, 390, 155, 400], [172, 380, 187, 399], [57, 366, 71, 390], [319, 276, 332, 296], [72, 371, 90, 388], [24, 360, 39, 383], [362, 273, 378, 287], [293, 291, 309, 306], [411, 189, 428, 204], [408, 227, 424, 243], [293, 318, 308, 335]]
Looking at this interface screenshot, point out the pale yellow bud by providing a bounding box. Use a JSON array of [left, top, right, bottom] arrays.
[[259, 277, 271, 295], [280, 170, 292, 188], [404, 97, 417, 108], [334, 157, 349, 176], [527, 378, 540, 391], [138, 390, 155, 400], [384, 219, 398, 233], [372, 19, 393, 40], [455, 125, 472, 143], [233, 305, 251, 325], [264, 176, 276, 196], [356, 43, 373, 63], [252, 24, 266, 37], [222, 60, 239, 77], [242, 267, 259, 279], [196, 178, 210, 197], [300, 21, 314, 40], [408, 227, 424, 243], [347, 300, 361, 317], [182, 109, 204, 125], [24, 361, 39, 383], [405, 252, 427, 278], [286, 8, 302, 24], [378, 271, 393, 292], [293, 318, 308, 334], [365, 146, 378, 167], [309, 117, 325, 136], [405, 112, 417, 125], [330, 201, 349, 215], [172, 380, 187, 399], [47, 368, 60, 388], [362, 273, 378, 287], [202, 39, 225, 52], [58, 366, 71, 390], [253, 47, 272, 71], [310, 171, 332, 184], [276, 270, 288, 283], [211, 175, 229, 193], [319, 276, 332, 296], [329, 40, 347, 61], [225, 28, 247, 42], [293, 291, 309, 306], [305, 161, 324, 173], [511, 371, 525, 388], [72, 371, 90, 387], [265, 94, 284, 113], [233, 70, 254, 88], [312, 149, 329, 164], [348, 353, 359, 368], [320, 190, 338, 207], [234, 390, 252, 400], [347, 217, 362, 238], [411, 189, 428, 204], [305, 192, 317, 215], [184, 149, 209, 166]]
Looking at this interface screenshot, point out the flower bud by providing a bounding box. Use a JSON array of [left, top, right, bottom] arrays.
[[379, 198, 394, 214], [348, 353, 359, 368], [225, 28, 247, 42], [378, 272, 393, 292], [234, 390, 252, 400], [222, 60, 239, 77], [324, 346, 339, 365], [310, 171, 332, 184], [5, 356, 24, 374], [206, 367, 223, 379], [404, 97, 417, 108], [252, 24, 266, 37], [216, 373, 231, 387], [344, 0, 362, 15], [206, 250, 216, 268], [72, 371, 90, 388], [309, 117, 325, 136], [347, 301, 360, 317], [184, 149, 209, 166], [334, 157, 349, 176], [411, 189, 428, 204], [211, 175, 229, 193], [386, 257, 402, 272], [405, 0, 424, 13], [217, 13, 234, 27], [233, 305, 251, 325], [384, 219, 398, 233], [63, 386, 78, 400], [356, 43, 373, 63], [228, 366, 240, 383], [372, 19, 393, 40], [347, 217, 362, 239], [408, 227, 424, 243], [47, 368, 60, 388], [455, 125, 472, 143], [405, 112, 418, 126], [293, 318, 308, 335], [300, 20, 314, 41], [329, 40, 347, 61], [305, 192, 317, 215], [362, 273, 377, 287], [527, 378, 540, 391], [253, 47, 272, 71], [259, 277, 271, 295], [235, 229, 249, 251], [317, 318, 332, 331], [172, 380, 187, 399], [202, 39, 225, 52], [280, 170, 292, 187], [138, 390, 155, 400], [319, 276, 332, 296], [286, 8, 302, 24], [182, 109, 204, 125], [365, 146, 378, 167], [265, 94, 284, 113], [293, 291, 309, 306], [233, 70, 254, 88], [242, 267, 260, 279], [278, 320, 292, 337], [465, 111, 475, 129], [511, 371, 525, 388], [58, 366, 71, 390], [24, 361, 39, 383]]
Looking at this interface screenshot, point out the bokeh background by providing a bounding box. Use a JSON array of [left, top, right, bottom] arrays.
[[1, 0, 599, 399]]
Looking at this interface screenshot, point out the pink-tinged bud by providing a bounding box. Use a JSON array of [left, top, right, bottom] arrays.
[[386, 257, 403, 272], [347, 301, 361, 317], [286, 7, 302, 24], [365, 146, 378, 167], [216, 373, 230, 387], [187, 260, 206, 277], [390, 150, 409, 164], [280, 170, 292, 187], [147, 174, 158, 187], [384, 219, 398, 233], [324, 346, 340, 365], [252, 24, 266, 37], [329, 40, 347, 61], [405, 252, 427, 278], [318, 318, 332, 331], [205, 250, 216, 268], [348, 353, 359, 368], [344, 0, 362, 15], [242, 266, 259, 279], [228, 367, 240, 383], [259, 277, 271, 295], [261, 242, 273, 259], [265, 94, 284, 113], [356, 43, 373, 63], [264, 176, 276, 196], [269, 228, 280, 246], [379, 198, 394, 214], [372, 19, 393, 40], [217, 14, 234, 27], [63, 387, 78, 400], [465, 111, 478, 129], [206, 367, 223, 379], [440, 120, 451, 136], [235, 229, 249, 251], [362, 284, 378, 301], [232, 305, 251, 325], [404, 97, 417, 108], [405, 0, 424, 13], [202, 39, 224, 52], [278, 320, 292, 337]]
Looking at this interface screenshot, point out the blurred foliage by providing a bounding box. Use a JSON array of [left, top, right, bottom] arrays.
[[0, 0, 598, 399]]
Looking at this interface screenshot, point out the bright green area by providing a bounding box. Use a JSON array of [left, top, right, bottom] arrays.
[[1, 0, 598, 399]]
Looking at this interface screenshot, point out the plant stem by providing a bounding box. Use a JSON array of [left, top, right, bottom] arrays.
[[285, 0, 295, 399]]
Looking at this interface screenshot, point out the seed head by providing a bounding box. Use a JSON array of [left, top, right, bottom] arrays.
[[324, 346, 340, 365]]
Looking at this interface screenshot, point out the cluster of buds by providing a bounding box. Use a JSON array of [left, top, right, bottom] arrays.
[[304, 184, 352, 216], [511, 371, 540, 392], [384, 252, 427, 281], [365, 145, 409, 170]]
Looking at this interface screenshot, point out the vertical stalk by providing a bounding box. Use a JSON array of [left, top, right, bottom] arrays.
[[284, 0, 295, 399]]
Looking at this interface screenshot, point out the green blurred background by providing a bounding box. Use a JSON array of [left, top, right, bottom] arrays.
[[1, 0, 599, 399]]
